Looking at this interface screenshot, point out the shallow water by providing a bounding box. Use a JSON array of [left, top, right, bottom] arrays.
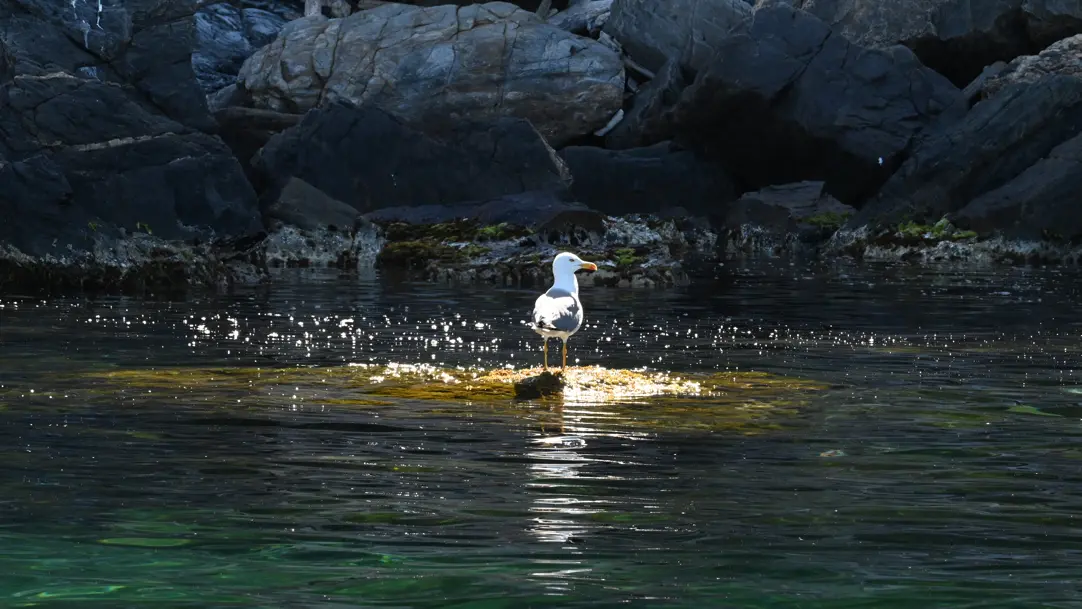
[[3, 261, 1082, 608]]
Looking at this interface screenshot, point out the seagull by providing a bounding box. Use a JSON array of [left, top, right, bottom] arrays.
[[531, 252, 598, 371]]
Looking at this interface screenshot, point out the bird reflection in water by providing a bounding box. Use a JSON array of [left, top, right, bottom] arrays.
[[524, 395, 652, 593]]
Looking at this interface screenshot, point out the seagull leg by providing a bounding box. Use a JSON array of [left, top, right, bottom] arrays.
[[561, 340, 568, 371], [542, 338, 549, 370]]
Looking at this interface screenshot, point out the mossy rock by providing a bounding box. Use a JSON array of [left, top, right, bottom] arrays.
[[800, 211, 851, 230]]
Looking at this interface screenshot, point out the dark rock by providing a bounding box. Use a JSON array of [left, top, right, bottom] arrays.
[[0, 73, 260, 259], [0, 0, 214, 131], [474, 192, 606, 233], [664, 5, 965, 205], [603, 0, 751, 73], [265, 177, 363, 231], [364, 191, 606, 233], [603, 58, 688, 150], [757, 0, 1082, 87], [514, 371, 564, 399], [725, 181, 854, 235], [558, 142, 735, 215], [849, 75, 1082, 231], [193, 2, 289, 94], [207, 82, 248, 112], [954, 132, 1082, 240], [254, 102, 573, 213], [213, 106, 303, 193]]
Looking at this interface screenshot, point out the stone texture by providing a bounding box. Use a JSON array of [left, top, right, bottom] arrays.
[[849, 75, 1082, 230], [193, 1, 291, 94], [663, 5, 965, 205], [238, 1, 625, 145], [603, 0, 751, 73], [1, 0, 214, 130], [547, 0, 611, 36], [0, 73, 261, 259], [558, 142, 734, 215], [979, 34, 1082, 99], [757, 0, 1082, 85], [252, 101, 573, 213], [954, 132, 1082, 240]]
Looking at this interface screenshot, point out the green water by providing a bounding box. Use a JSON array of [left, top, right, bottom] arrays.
[[2, 262, 1082, 608]]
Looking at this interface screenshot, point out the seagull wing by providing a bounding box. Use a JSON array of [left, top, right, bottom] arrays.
[[532, 288, 583, 333]]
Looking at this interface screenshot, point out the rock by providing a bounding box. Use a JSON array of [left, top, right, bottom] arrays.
[[265, 177, 363, 231], [364, 191, 605, 232], [547, 0, 611, 36], [848, 75, 1082, 231], [558, 142, 735, 215], [664, 5, 965, 205], [0, 73, 261, 259], [513, 371, 564, 399], [953, 132, 1082, 240], [474, 192, 607, 232], [193, 2, 289, 94], [756, 0, 1082, 86], [1, 0, 214, 130], [603, 57, 688, 150], [723, 181, 855, 254], [238, 2, 625, 145], [253, 101, 572, 213], [213, 106, 303, 192], [979, 34, 1082, 100], [603, 0, 751, 73], [262, 222, 384, 268]]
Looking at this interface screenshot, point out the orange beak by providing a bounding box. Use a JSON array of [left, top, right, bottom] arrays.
[[580, 261, 598, 272]]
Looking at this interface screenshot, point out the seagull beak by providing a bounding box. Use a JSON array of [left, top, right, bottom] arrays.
[[580, 261, 598, 272]]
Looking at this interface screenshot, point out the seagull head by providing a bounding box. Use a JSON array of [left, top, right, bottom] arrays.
[[552, 252, 597, 277]]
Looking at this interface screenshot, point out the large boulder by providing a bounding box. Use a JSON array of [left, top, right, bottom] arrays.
[[757, 0, 1082, 86], [237, 2, 625, 146], [658, 5, 965, 204], [953, 132, 1082, 240], [193, 2, 293, 94], [603, 0, 751, 73], [848, 75, 1082, 231], [0, 0, 215, 131], [558, 142, 735, 215], [0, 73, 261, 259], [252, 101, 573, 213]]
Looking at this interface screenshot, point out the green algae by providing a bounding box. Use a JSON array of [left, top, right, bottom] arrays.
[[802, 211, 851, 230], [895, 218, 978, 242], [71, 363, 830, 434]]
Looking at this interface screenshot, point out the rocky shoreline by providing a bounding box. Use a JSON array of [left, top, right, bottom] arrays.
[[5, 0, 1082, 295]]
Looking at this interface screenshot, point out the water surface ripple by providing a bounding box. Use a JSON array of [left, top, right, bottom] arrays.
[[1, 262, 1081, 608]]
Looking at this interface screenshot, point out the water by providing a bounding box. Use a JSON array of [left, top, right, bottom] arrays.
[[3, 261, 1082, 608]]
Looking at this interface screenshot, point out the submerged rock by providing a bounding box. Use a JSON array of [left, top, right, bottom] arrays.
[[237, 1, 625, 145], [85, 363, 832, 433]]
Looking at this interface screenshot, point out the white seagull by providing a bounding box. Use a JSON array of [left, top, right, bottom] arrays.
[[531, 252, 598, 371]]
